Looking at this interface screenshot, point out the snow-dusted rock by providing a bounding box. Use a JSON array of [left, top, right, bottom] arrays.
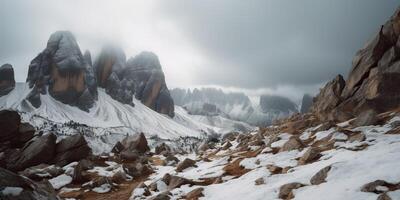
[[0, 64, 15, 97], [26, 31, 97, 111]]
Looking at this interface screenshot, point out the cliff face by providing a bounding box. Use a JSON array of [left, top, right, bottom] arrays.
[[312, 8, 400, 121], [125, 52, 174, 117], [0, 64, 15, 97], [26, 31, 97, 111], [94, 48, 175, 117]]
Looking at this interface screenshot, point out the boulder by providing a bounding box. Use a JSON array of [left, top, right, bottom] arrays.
[[299, 147, 321, 165], [0, 110, 21, 143], [120, 150, 140, 161], [377, 193, 392, 200], [310, 75, 346, 121], [348, 133, 367, 142], [19, 164, 63, 181], [121, 133, 150, 154], [161, 173, 194, 190], [155, 143, 171, 155], [17, 123, 35, 145], [0, 64, 15, 97], [9, 133, 57, 171], [310, 166, 331, 185], [111, 141, 124, 154], [278, 182, 305, 199], [280, 136, 305, 152], [266, 164, 283, 174], [185, 187, 204, 200], [72, 159, 93, 183], [176, 158, 196, 172], [360, 180, 394, 193], [53, 134, 91, 166], [0, 167, 58, 200], [351, 110, 379, 127], [26, 31, 97, 111], [255, 177, 265, 185], [111, 170, 127, 184], [125, 52, 175, 117]]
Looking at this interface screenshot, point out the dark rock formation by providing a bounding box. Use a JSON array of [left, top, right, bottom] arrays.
[[0, 64, 15, 97], [125, 52, 174, 117], [0, 167, 58, 200], [26, 31, 97, 111], [53, 134, 91, 166], [0, 110, 21, 143], [8, 133, 57, 172], [312, 8, 400, 121], [259, 95, 297, 114], [300, 94, 313, 113], [94, 45, 134, 105], [121, 132, 150, 154]]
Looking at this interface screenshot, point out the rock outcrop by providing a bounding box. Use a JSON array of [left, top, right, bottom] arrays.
[[26, 31, 97, 111], [125, 52, 174, 117], [0, 167, 58, 200], [0, 64, 15, 97], [312, 8, 400, 121], [94, 48, 175, 117]]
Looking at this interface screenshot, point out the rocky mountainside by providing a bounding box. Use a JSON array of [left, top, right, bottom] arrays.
[[171, 88, 300, 126], [312, 8, 400, 122], [1, 7, 400, 200]]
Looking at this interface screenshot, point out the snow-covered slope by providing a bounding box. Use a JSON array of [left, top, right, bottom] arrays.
[[173, 106, 255, 135], [0, 83, 204, 139]]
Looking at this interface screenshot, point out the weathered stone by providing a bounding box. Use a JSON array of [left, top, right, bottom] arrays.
[[255, 177, 265, 185], [120, 150, 139, 161], [280, 136, 305, 152], [299, 147, 321, 165], [185, 187, 204, 200], [0, 167, 58, 200], [278, 182, 305, 199], [20, 164, 63, 181], [0, 64, 15, 97], [9, 133, 57, 171], [17, 123, 35, 145], [348, 133, 367, 142], [310, 166, 331, 185], [361, 180, 391, 193], [351, 110, 379, 127], [111, 141, 124, 154], [125, 52, 175, 117], [155, 143, 171, 155], [111, 170, 127, 184], [176, 158, 196, 172], [26, 31, 97, 111], [221, 141, 232, 150], [53, 134, 91, 166], [121, 133, 150, 154], [310, 75, 346, 121], [0, 110, 21, 143], [266, 164, 283, 174], [377, 193, 392, 200]]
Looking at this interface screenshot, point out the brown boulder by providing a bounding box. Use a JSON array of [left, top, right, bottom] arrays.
[[121, 133, 150, 153], [155, 143, 171, 155], [299, 147, 321, 165], [0, 110, 21, 143], [280, 136, 305, 152], [176, 158, 196, 172], [185, 187, 204, 200], [310, 166, 331, 185], [351, 110, 379, 127], [53, 134, 91, 166], [278, 182, 305, 199], [9, 133, 57, 171], [0, 167, 58, 200], [310, 75, 346, 121], [266, 165, 283, 174]]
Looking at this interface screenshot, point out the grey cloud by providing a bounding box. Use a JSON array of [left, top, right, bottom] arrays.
[[159, 0, 399, 88]]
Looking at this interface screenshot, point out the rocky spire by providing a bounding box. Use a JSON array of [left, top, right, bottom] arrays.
[[26, 31, 97, 111], [0, 63, 15, 97]]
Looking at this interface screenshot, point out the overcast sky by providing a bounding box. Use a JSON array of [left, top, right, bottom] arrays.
[[0, 0, 398, 100]]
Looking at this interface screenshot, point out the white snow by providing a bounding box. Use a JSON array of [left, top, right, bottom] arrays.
[[1, 187, 23, 196], [92, 183, 112, 193], [49, 174, 73, 190]]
